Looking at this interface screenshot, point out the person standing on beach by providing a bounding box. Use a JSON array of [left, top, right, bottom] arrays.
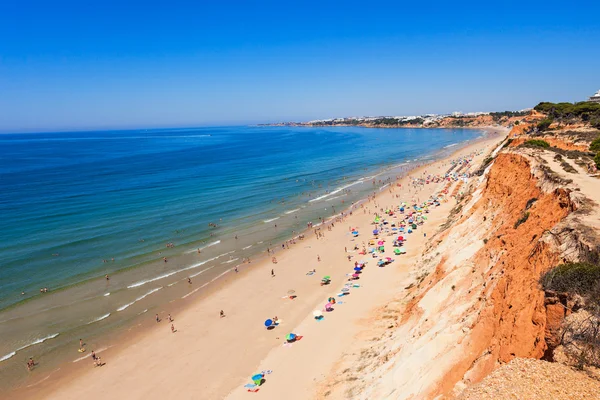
[[271, 269, 275, 277], [171, 324, 176, 333], [156, 314, 160, 323]]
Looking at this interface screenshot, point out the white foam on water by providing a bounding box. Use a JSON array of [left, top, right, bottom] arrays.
[[189, 264, 217, 278], [308, 180, 363, 203], [263, 217, 280, 223], [284, 208, 300, 214], [103, 293, 110, 296], [185, 240, 220, 254], [181, 282, 211, 299], [16, 333, 60, 352], [127, 254, 225, 289], [0, 352, 16, 362], [2, 333, 62, 362], [242, 245, 253, 250], [327, 195, 345, 202], [444, 143, 458, 149], [221, 258, 239, 264], [117, 287, 162, 311], [87, 313, 110, 324]]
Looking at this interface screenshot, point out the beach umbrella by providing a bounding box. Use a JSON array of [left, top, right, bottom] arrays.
[[398, 236, 404, 241], [354, 266, 362, 271], [379, 246, 385, 251], [386, 257, 392, 261], [373, 229, 379, 235], [378, 260, 385, 265], [377, 241, 384, 245], [391, 228, 398, 231], [286, 333, 297, 341], [322, 275, 331, 281], [252, 373, 264, 385], [265, 319, 273, 327], [325, 302, 333, 310], [328, 297, 336, 303], [394, 249, 401, 255], [352, 273, 360, 278], [313, 310, 323, 318]]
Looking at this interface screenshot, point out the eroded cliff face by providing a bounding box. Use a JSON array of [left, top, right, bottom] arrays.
[[321, 147, 592, 400]]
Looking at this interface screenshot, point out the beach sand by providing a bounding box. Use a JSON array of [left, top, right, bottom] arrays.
[[14, 129, 506, 400]]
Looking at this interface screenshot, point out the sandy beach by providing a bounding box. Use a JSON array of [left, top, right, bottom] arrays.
[[13, 129, 506, 400]]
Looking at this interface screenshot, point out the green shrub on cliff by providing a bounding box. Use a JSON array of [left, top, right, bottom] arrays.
[[590, 137, 600, 152], [541, 263, 600, 296], [537, 118, 553, 131], [523, 139, 550, 148], [595, 152, 600, 169]]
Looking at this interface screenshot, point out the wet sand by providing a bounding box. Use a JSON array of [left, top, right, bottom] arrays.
[[13, 129, 506, 400]]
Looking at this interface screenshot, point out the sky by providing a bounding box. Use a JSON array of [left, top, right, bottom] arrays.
[[0, 0, 599, 133]]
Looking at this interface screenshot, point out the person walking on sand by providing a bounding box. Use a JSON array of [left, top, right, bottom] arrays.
[[271, 269, 275, 277], [317, 255, 321, 262], [156, 314, 160, 323], [220, 310, 225, 318], [171, 324, 176, 333]]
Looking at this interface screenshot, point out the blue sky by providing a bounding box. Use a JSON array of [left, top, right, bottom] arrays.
[[1, 1, 599, 132]]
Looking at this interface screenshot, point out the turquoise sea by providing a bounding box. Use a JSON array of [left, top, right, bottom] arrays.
[[0, 125, 481, 388]]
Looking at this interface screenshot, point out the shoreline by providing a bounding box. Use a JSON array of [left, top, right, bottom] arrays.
[[10, 127, 507, 400]]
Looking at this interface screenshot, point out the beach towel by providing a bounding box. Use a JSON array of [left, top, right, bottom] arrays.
[[244, 384, 257, 388]]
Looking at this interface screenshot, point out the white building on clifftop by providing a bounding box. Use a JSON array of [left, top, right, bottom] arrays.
[[589, 89, 600, 103]]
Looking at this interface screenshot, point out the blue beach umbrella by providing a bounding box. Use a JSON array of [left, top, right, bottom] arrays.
[[252, 373, 264, 385], [286, 333, 297, 342], [354, 266, 361, 271], [373, 229, 379, 235], [265, 319, 273, 327]]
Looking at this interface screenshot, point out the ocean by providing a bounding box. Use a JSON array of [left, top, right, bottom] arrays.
[[0, 125, 481, 388]]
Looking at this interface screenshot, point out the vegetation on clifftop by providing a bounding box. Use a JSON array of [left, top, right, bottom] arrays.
[[534, 101, 600, 128]]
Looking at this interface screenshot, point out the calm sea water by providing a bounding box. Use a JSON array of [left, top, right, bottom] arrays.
[[0, 125, 481, 388]]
